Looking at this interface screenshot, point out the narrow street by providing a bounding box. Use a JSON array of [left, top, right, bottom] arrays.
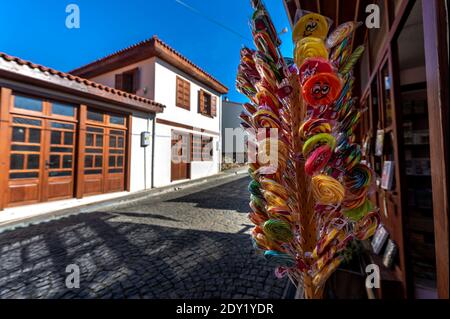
[[0, 175, 288, 299]]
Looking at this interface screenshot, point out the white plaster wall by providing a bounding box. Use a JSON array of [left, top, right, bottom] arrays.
[[90, 58, 156, 100], [153, 58, 221, 186], [87, 56, 223, 188], [130, 111, 153, 192]]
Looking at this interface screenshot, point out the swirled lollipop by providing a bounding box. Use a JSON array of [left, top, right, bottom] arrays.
[[256, 88, 281, 112], [253, 109, 281, 129], [353, 211, 380, 240], [263, 219, 294, 242], [294, 37, 329, 67], [344, 164, 372, 192], [343, 199, 373, 221], [302, 73, 342, 107], [264, 250, 296, 268], [312, 174, 345, 205], [327, 21, 358, 49], [340, 45, 365, 75], [293, 13, 329, 41], [254, 30, 279, 63], [302, 133, 336, 157], [299, 118, 332, 140], [305, 144, 333, 176]]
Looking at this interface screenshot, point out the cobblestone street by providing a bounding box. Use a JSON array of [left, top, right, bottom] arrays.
[[0, 175, 288, 299]]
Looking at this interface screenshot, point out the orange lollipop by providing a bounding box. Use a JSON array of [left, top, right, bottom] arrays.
[[302, 72, 342, 107]]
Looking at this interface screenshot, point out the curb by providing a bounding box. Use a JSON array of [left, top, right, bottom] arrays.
[[0, 168, 248, 234]]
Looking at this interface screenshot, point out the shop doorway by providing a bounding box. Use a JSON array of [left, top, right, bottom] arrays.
[[395, 0, 437, 299]]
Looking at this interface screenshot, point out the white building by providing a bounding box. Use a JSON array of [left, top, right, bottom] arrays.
[[71, 36, 228, 188]]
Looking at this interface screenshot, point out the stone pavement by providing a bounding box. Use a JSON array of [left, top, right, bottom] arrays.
[[0, 175, 288, 299]]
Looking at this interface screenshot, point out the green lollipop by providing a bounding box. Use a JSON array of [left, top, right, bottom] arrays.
[[263, 219, 294, 242]]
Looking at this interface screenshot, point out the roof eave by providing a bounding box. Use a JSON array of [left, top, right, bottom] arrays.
[[70, 38, 229, 95], [0, 59, 165, 114]]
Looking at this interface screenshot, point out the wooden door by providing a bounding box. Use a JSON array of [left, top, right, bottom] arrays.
[[171, 131, 190, 181], [7, 116, 76, 206], [83, 125, 105, 196], [44, 120, 76, 201], [7, 115, 44, 206], [105, 128, 126, 192]]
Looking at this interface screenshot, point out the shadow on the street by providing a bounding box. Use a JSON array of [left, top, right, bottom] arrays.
[[112, 212, 180, 222], [0, 208, 286, 299], [165, 176, 250, 213]]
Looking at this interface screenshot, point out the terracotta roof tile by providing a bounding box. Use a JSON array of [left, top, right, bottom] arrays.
[[70, 36, 228, 94], [0, 52, 165, 111]]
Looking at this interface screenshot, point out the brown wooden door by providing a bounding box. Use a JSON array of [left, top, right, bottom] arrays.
[[44, 120, 76, 201], [105, 128, 126, 192], [6, 116, 76, 206], [171, 131, 190, 181], [83, 125, 105, 196]]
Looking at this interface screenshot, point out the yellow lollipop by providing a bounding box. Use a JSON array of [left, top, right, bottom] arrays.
[[312, 175, 345, 205], [294, 37, 329, 67], [293, 13, 329, 42]]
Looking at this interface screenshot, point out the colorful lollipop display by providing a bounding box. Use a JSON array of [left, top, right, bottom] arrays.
[[236, 1, 379, 299]]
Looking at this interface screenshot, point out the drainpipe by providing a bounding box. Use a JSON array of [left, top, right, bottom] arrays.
[[151, 113, 156, 188], [219, 97, 223, 171]]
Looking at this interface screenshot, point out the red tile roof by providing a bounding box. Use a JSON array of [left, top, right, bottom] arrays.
[[70, 36, 228, 94], [0, 52, 165, 113]]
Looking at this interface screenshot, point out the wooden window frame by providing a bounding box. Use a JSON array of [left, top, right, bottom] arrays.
[[198, 90, 217, 118], [176, 76, 191, 110], [115, 68, 140, 94]]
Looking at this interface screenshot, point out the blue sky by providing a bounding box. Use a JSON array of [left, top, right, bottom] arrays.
[[0, 0, 293, 103]]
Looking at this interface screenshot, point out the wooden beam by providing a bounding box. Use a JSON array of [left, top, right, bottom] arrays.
[[422, 0, 450, 299], [350, 0, 361, 53], [75, 104, 87, 199], [0, 87, 12, 210], [125, 114, 132, 192], [335, 0, 340, 26]]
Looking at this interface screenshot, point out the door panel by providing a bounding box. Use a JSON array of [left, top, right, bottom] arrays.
[[171, 131, 190, 181], [7, 116, 43, 206], [44, 121, 76, 201], [6, 116, 76, 206], [83, 125, 105, 196], [105, 129, 126, 192]]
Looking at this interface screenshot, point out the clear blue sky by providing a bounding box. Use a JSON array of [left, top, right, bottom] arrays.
[[0, 0, 293, 103]]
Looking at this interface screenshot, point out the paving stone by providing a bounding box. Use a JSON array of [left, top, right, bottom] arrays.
[[0, 176, 287, 299]]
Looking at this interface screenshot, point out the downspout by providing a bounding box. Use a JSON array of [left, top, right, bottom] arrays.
[[219, 97, 223, 171], [151, 113, 156, 188]]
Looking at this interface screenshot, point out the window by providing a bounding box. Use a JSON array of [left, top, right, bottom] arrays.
[[109, 114, 125, 125], [198, 90, 217, 117], [14, 95, 43, 112], [115, 68, 139, 94], [191, 134, 202, 161], [87, 109, 104, 122], [176, 76, 191, 110], [52, 102, 75, 117], [201, 136, 213, 161], [191, 135, 213, 162]]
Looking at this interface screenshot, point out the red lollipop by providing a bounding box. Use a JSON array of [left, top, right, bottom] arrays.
[[299, 58, 334, 85], [302, 72, 342, 107], [304, 144, 333, 176]]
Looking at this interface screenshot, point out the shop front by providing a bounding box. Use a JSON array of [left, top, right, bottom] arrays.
[[283, 0, 449, 299], [0, 52, 164, 211]]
